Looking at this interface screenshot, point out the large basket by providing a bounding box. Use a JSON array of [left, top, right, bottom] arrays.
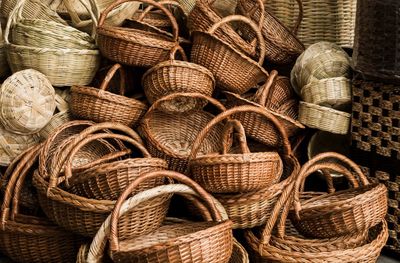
[[142, 45, 215, 106], [0, 145, 83, 263], [236, 0, 304, 65], [70, 64, 148, 127], [0, 69, 56, 135], [97, 0, 179, 67], [191, 15, 268, 95], [189, 117, 283, 194], [262, 0, 357, 48], [139, 93, 226, 173]]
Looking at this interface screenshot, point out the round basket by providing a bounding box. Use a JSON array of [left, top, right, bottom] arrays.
[[39, 110, 73, 140], [298, 101, 350, 134], [142, 45, 215, 106], [301, 77, 351, 108], [70, 63, 148, 127], [191, 15, 268, 95], [189, 118, 283, 194], [236, 0, 304, 65], [0, 69, 56, 135], [97, 0, 179, 67], [139, 92, 226, 173]]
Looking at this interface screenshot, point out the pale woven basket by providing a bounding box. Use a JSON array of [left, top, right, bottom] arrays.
[[298, 101, 351, 134], [0, 69, 56, 135], [39, 110, 72, 140], [177, 0, 237, 16], [263, 0, 357, 48]]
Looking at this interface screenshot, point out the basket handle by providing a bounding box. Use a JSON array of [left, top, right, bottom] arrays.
[[253, 70, 279, 107], [62, 0, 99, 38], [137, 0, 182, 22], [98, 63, 126, 95], [109, 171, 225, 251], [208, 15, 266, 66], [221, 120, 250, 154], [4, 0, 26, 45], [98, 0, 179, 42], [291, 0, 303, 35], [169, 45, 188, 61]]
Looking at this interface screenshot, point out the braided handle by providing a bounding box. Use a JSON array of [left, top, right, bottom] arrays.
[[253, 70, 279, 106], [221, 120, 250, 154], [98, 64, 126, 95], [169, 45, 188, 61]]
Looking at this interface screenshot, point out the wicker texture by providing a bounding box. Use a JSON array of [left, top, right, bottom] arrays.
[[97, 0, 179, 67], [0, 26, 9, 77], [143, 45, 215, 106], [139, 93, 226, 173], [70, 64, 148, 127], [0, 69, 55, 135], [39, 110, 72, 140], [189, 117, 283, 194], [236, 0, 304, 65], [351, 78, 400, 160], [299, 101, 351, 134], [262, 0, 356, 48], [191, 15, 268, 95]]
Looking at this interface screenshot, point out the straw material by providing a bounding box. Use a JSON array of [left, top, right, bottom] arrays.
[[178, 0, 236, 16], [301, 77, 351, 108], [70, 64, 148, 127], [263, 0, 356, 48], [0, 69, 56, 135], [299, 101, 350, 134], [54, 88, 70, 112], [97, 0, 179, 67], [191, 15, 268, 95], [39, 110, 72, 140], [142, 45, 215, 106]]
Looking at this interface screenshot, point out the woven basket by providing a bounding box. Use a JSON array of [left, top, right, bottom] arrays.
[[262, 0, 357, 48], [301, 77, 352, 109], [4, 0, 100, 87], [0, 145, 83, 263], [39, 110, 72, 140], [97, 0, 179, 67], [139, 92, 226, 173], [0, 26, 9, 78], [189, 118, 283, 193], [143, 45, 215, 107], [224, 71, 304, 148], [191, 15, 268, 95], [298, 101, 351, 134], [291, 42, 351, 94], [236, 0, 304, 65], [0, 69, 56, 135], [70, 63, 148, 127]]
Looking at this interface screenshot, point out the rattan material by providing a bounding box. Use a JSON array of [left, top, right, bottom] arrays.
[[70, 64, 148, 127], [301, 77, 351, 108], [0, 69, 56, 135], [143, 45, 215, 107], [39, 110, 72, 140], [236, 0, 304, 65], [139, 93, 226, 173], [191, 15, 268, 95], [0, 145, 82, 263], [351, 78, 400, 160], [97, 0, 179, 67], [291, 42, 351, 94], [262, 0, 357, 48], [189, 117, 283, 194]]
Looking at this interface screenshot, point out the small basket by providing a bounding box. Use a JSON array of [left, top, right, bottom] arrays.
[[191, 15, 268, 95], [0, 69, 56, 135], [39, 110, 73, 140], [301, 77, 352, 108], [236, 0, 304, 65], [97, 0, 179, 67], [298, 101, 351, 134], [139, 92, 226, 173], [189, 118, 283, 193], [143, 45, 215, 106], [70, 64, 148, 127]]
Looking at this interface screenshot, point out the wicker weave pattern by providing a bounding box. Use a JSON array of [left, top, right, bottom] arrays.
[[39, 111, 72, 140], [0, 28, 9, 77]]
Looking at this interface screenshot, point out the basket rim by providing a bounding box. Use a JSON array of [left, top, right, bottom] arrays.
[[190, 151, 282, 165], [6, 42, 100, 55], [299, 101, 351, 118]]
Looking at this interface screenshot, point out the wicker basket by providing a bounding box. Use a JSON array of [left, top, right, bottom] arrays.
[[0, 69, 56, 135], [142, 45, 215, 107], [97, 0, 179, 67], [70, 63, 148, 127], [0, 26, 9, 78], [236, 0, 304, 65], [262, 0, 357, 48], [0, 145, 83, 263], [189, 117, 283, 194], [139, 92, 226, 173], [39, 110, 73, 140], [191, 15, 268, 95]]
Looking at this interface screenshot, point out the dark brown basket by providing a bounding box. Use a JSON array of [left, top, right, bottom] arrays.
[[352, 0, 400, 83], [351, 78, 400, 160]]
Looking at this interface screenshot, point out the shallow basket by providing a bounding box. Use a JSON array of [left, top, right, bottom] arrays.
[[70, 64, 148, 127], [0, 69, 56, 135]]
